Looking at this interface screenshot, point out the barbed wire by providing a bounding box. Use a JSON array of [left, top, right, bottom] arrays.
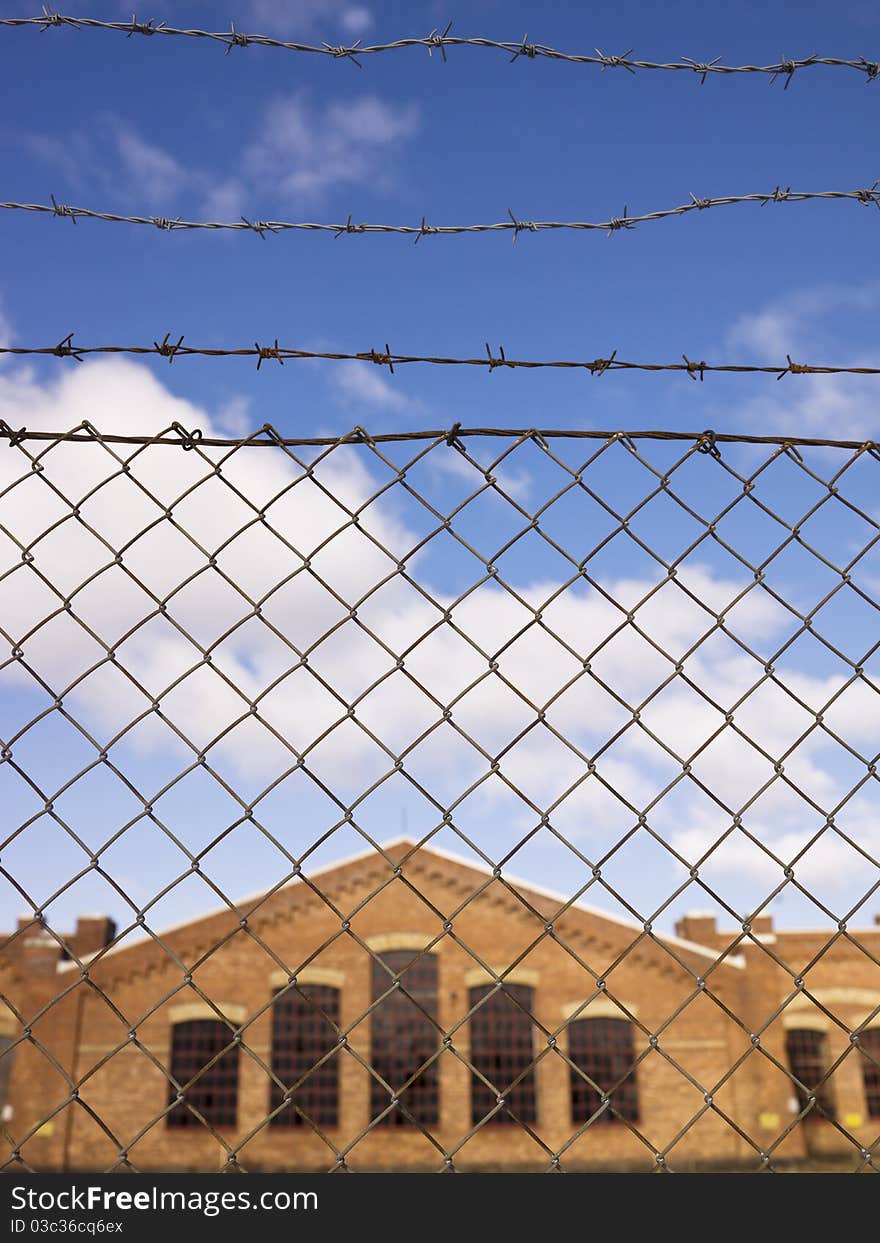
[[1, 335, 878, 380], [4, 184, 880, 242], [1, 11, 878, 85]]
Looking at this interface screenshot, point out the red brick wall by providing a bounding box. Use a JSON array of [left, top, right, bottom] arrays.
[[2, 848, 878, 1171]]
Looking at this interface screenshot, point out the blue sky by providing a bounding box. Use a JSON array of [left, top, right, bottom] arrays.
[[0, 0, 879, 952]]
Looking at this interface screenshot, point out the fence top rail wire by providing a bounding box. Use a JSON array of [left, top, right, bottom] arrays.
[[2, 424, 880, 453], [4, 185, 880, 241], [2, 11, 879, 84], [2, 337, 879, 381]]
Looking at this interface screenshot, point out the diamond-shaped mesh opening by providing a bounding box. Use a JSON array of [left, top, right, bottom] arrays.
[[797, 497, 877, 569], [627, 487, 710, 565], [2, 428, 880, 1176], [711, 490, 790, 568], [812, 586, 880, 666], [536, 482, 622, 558]]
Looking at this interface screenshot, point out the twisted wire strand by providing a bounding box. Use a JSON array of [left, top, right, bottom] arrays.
[[1, 336, 878, 380], [2, 184, 879, 240], [1, 11, 878, 84], [0, 424, 879, 452]]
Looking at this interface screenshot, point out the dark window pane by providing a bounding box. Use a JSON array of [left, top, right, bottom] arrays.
[[469, 984, 536, 1126], [270, 984, 340, 1128], [167, 1019, 239, 1129], [0, 1035, 14, 1114], [785, 1028, 836, 1121], [860, 1028, 880, 1120], [370, 950, 439, 1127], [569, 1017, 638, 1125]]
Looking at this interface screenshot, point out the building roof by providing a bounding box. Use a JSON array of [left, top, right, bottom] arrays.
[[56, 836, 746, 975]]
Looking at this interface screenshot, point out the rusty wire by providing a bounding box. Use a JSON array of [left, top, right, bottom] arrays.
[[1, 423, 879, 454], [1, 425, 880, 1173], [1, 336, 879, 380], [3, 184, 879, 241], [1, 10, 879, 85]]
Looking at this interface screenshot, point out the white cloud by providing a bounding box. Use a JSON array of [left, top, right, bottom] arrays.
[[109, 121, 191, 206], [331, 363, 419, 414], [24, 119, 190, 208], [671, 811, 880, 894], [722, 282, 880, 439], [726, 283, 880, 365], [726, 309, 795, 362], [724, 373, 880, 442], [198, 178, 249, 223], [222, 1, 372, 37], [0, 360, 877, 903], [338, 7, 372, 35], [214, 395, 253, 438], [0, 295, 13, 365], [112, 0, 373, 37], [245, 93, 419, 201], [25, 91, 419, 213], [427, 443, 533, 503], [22, 131, 96, 193]]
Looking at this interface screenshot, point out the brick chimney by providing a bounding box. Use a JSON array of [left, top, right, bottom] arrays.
[[68, 915, 116, 959], [675, 912, 718, 944], [750, 914, 774, 937], [15, 916, 61, 977], [2, 915, 117, 972]]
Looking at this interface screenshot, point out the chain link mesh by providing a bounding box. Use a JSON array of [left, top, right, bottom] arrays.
[[1, 424, 879, 1173]]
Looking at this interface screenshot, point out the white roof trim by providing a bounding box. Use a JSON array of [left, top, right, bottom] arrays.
[[759, 926, 880, 935], [58, 835, 744, 972]]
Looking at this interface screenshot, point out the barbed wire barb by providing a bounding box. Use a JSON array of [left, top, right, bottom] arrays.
[[427, 20, 453, 62], [153, 332, 184, 363]]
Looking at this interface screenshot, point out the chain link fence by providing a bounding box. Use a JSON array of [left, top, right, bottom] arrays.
[[1, 424, 879, 1172]]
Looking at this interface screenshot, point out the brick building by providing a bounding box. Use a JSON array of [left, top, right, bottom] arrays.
[[1, 838, 878, 1171]]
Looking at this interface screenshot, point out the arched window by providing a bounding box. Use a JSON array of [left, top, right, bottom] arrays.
[[568, 1016, 638, 1124], [469, 983, 537, 1126], [370, 948, 439, 1126], [167, 1016, 240, 1129], [270, 981, 340, 1128], [859, 1028, 880, 1119], [785, 1028, 835, 1120]]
